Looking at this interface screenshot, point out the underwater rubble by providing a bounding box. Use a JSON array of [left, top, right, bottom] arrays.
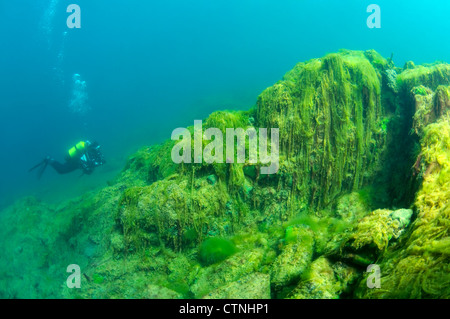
[[0, 49, 449, 299]]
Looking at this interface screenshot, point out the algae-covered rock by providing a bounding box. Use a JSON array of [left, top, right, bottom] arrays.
[[412, 85, 450, 134], [117, 142, 179, 186], [1, 50, 449, 300], [288, 257, 358, 299], [190, 249, 264, 298], [326, 207, 413, 270], [116, 177, 230, 251], [64, 247, 196, 299], [390, 208, 413, 229], [203, 273, 270, 299], [404, 61, 415, 70], [257, 50, 388, 208], [346, 208, 412, 252], [397, 63, 450, 91], [356, 116, 450, 299], [288, 257, 338, 299], [270, 226, 314, 292], [334, 191, 371, 222], [383, 64, 450, 209]]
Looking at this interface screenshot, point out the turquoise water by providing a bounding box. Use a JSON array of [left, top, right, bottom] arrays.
[[1, 0, 449, 209]]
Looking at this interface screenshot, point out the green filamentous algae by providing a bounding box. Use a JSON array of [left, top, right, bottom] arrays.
[[1, 49, 449, 299]]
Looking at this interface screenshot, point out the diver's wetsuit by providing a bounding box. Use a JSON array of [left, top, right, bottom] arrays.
[[48, 158, 81, 175], [29, 141, 104, 179], [45, 141, 103, 175]]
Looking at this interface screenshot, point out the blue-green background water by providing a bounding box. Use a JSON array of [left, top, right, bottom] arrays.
[[1, 0, 449, 210]]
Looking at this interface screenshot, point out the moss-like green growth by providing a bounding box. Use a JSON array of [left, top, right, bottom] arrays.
[[270, 225, 315, 296], [198, 237, 237, 266], [1, 50, 449, 300], [204, 109, 252, 133], [117, 142, 179, 186], [203, 272, 271, 299], [191, 249, 264, 298], [344, 208, 412, 252], [288, 257, 358, 299], [412, 85, 429, 96], [356, 116, 450, 299], [377, 64, 450, 208], [257, 50, 387, 209], [412, 85, 450, 135], [397, 63, 450, 91]]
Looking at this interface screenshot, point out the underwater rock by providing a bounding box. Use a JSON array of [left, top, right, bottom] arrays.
[[288, 257, 337, 299], [116, 142, 178, 186], [390, 208, 413, 229], [203, 273, 270, 299], [116, 178, 231, 251], [397, 63, 450, 92], [381, 63, 450, 208], [269, 226, 314, 292], [190, 249, 264, 298], [329, 207, 413, 270], [1, 50, 450, 299], [344, 208, 412, 252], [109, 232, 125, 254], [357, 116, 450, 299], [334, 191, 371, 222], [256, 50, 388, 208], [434, 85, 450, 116], [385, 68, 398, 93], [288, 257, 358, 299], [412, 85, 450, 134]]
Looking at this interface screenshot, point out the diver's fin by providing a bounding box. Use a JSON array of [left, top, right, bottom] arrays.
[[29, 158, 50, 179], [28, 159, 46, 172], [37, 161, 48, 180]]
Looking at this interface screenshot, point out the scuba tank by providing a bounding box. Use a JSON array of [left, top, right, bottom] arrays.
[[67, 141, 89, 160]]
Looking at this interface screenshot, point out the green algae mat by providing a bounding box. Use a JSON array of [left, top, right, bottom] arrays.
[[1, 50, 449, 299]]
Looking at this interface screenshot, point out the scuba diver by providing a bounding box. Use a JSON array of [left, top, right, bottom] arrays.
[[29, 140, 105, 178]]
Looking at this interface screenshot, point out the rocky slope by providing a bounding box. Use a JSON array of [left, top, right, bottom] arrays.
[[0, 50, 449, 299]]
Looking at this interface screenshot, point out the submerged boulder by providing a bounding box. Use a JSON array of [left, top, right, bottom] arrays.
[[1, 50, 449, 300], [203, 273, 270, 299], [346, 208, 413, 252], [288, 257, 358, 299], [269, 226, 314, 293], [190, 249, 264, 298]]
